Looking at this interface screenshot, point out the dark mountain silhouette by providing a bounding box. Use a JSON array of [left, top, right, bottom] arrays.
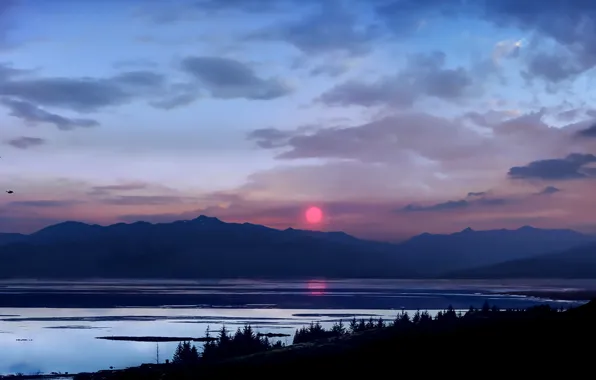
[[447, 241, 596, 278], [396, 225, 595, 274], [0, 217, 594, 279], [0, 216, 414, 279], [0, 232, 26, 245]]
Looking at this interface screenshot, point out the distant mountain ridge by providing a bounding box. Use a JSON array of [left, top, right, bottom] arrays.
[[397, 225, 596, 275], [447, 241, 596, 279], [0, 232, 27, 245], [0, 216, 413, 279], [1, 216, 594, 279]]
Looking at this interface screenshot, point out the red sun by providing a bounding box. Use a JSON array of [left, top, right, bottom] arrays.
[[305, 206, 323, 224]]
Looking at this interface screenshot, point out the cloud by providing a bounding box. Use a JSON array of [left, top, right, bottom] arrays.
[[478, 1, 596, 82], [190, 0, 290, 13], [401, 199, 469, 212], [99, 195, 191, 206], [149, 83, 199, 110], [139, 0, 596, 85], [20, 186, 596, 241], [309, 61, 352, 77], [245, 109, 595, 211], [1, 171, 595, 241], [522, 51, 583, 84], [0, 63, 30, 82], [6, 136, 45, 149], [318, 79, 415, 108], [557, 108, 583, 122], [400, 195, 511, 213], [0, 66, 173, 113], [90, 183, 148, 192], [110, 70, 165, 90], [0, 76, 128, 113], [247, 2, 379, 57], [317, 51, 474, 107], [577, 124, 596, 138], [247, 112, 491, 165], [5, 0, 596, 241], [87, 182, 150, 197], [110, 184, 580, 241], [137, 0, 291, 23], [180, 56, 292, 100], [508, 153, 596, 180], [85, 182, 187, 205], [0, 178, 201, 233], [367, 0, 596, 83], [492, 39, 522, 64], [6, 200, 84, 208], [246, 128, 299, 149], [371, 0, 451, 36], [246, 110, 592, 191], [477, 198, 509, 206], [1, 98, 99, 130], [235, 159, 455, 204], [537, 186, 561, 195]]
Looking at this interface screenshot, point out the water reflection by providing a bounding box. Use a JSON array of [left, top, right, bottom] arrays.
[[2, 278, 590, 309], [0, 279, 591, 376], [306, 280, 327, 296], [0, 307, 401, 375]]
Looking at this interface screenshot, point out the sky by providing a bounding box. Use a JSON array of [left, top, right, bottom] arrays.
[[2, 0, 596, 241]]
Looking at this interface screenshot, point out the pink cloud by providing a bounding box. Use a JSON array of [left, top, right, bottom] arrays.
[[3, 108, 596, 240]]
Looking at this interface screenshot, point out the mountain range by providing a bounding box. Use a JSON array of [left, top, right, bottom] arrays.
[[448, 242, 596, 278], [1, 216, 595, 279], [396, 226, 596, 275]]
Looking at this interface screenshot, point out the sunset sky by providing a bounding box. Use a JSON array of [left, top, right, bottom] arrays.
[[2, 0, 596, 241]]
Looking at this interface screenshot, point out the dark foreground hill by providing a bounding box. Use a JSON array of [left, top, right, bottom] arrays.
[[447, 241, 596, 278], [75, 300, 596, 379], [1, 216, 594, 279]]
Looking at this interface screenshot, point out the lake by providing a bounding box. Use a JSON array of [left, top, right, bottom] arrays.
[[0, 278, 593, 376]]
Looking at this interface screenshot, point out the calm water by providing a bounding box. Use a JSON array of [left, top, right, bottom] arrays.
[[0, 279, 592, 375]]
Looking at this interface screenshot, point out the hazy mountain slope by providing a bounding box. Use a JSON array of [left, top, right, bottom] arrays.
[[446, 242, 596, 278], [396, 226, 595, 274]]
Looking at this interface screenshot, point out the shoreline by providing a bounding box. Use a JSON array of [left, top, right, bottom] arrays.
[[0, 286, 591, 308], [3, 298, 593, 378], [0, 293, 583, 308], [72, 300, 596, 379], [502, 290, 596, 301]]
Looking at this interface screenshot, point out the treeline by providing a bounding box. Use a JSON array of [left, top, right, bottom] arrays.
[[172, 325, 284, 365], [172, 302, 567, 365], [294, 302, 566, 344]]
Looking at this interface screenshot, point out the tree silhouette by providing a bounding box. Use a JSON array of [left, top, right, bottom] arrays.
[[331, 320, 346, 336], [172, 341, 199, 365], [170, 303, 570, 368], [349, 317, 358, 333], [412, 310, 421, 324], [482, 300, 491, 314]]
